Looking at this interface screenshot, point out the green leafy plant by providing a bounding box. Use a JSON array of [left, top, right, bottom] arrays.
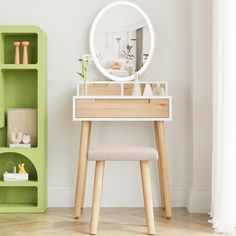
[[77, 54, 92, 81], [122, 45, 134, 63]]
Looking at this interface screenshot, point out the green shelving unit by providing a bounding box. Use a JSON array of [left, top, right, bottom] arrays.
[[0, 26, 47, 212]]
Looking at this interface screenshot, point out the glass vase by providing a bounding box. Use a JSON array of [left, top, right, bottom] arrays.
[[82, 79, 87, 96]]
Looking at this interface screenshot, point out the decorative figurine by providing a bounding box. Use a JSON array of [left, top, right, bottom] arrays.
[[143, 78, 153, 97], [22, 134, 31, 144], [152, 85, 165, 96], [11, 132, 23, 144], [13, 42, 20, 64], [21, 41, 30, 64], [132, 72, 142, 96], [18, 163, 27, 174]]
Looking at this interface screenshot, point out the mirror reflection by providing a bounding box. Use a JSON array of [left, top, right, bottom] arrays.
[[93, 4, 152, 78]]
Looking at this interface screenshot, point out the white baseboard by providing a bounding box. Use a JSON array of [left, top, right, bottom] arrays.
[[48, 185, 187, 208], [187, 188, 211, 213]]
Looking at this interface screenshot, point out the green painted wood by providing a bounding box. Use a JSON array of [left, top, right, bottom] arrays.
[[0, 180, 38, 187], [0, 71, 4, 128], [0, 26, 47, 212]]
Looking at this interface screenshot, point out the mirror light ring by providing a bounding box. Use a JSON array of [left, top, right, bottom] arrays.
[[89, 1, 155, 81]]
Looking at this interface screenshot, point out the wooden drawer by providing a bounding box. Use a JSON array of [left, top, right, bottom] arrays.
[[75, 98, 170, 119]]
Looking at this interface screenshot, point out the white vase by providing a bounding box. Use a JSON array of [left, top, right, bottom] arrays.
[[77, 80, 88, 96], [132, 73, 142, 96], [143, 79, 153, 97]]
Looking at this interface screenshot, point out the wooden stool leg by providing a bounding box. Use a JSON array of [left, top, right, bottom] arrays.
[[154, 121, 172, 219], [140, 161, 155, 235], [90, 161, 105, 235], [81, 122, 92, 210], [75, 121, 91, 219]]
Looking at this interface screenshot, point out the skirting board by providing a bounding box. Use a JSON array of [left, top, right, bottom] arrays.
[[186, 188, 211, 213], [48, 185, 187, 208]]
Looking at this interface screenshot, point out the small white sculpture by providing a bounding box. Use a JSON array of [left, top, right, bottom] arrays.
[[143, 78, 153, 97], [22, 135, 31, 144], [11, 132, 23, 144], [132, 72, 142, 96]]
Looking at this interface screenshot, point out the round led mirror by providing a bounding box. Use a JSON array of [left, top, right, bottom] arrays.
[[89, 1, 155, 81]]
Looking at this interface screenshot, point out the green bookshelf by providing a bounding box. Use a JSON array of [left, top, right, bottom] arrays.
[[0, 26, 47, 212]]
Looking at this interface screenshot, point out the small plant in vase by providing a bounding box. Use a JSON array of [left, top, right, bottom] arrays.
[[77, 54, 92, 96]]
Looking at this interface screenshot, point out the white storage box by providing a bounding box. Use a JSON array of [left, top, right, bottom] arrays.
[[3, 173, 29, 182]]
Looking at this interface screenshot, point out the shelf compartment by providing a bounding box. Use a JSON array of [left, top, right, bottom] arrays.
[[1, 33, 38, 64], [77, 81, 168, 97], [123, 83, 167, 96], [0, 152, 38, 181], [0, 186, 37, 207], [0, 69, 38, 147], [3, 69, 37, 108], [79, 83, 122, 96]]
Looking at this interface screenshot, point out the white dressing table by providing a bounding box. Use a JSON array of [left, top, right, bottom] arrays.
[[73, 81, 172, 220]]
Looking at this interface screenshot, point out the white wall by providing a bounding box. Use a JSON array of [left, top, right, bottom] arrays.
[[187, 0, 212, 213], [0, 0, 208, 209]]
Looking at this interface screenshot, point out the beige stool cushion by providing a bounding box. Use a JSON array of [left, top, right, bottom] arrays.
[[88, 146, 158, 161]]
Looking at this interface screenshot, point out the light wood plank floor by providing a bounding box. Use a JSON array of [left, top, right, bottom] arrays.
[[0, 208, 219, 236]]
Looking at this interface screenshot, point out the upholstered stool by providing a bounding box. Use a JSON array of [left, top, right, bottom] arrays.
[[88, 146, 158, 235]]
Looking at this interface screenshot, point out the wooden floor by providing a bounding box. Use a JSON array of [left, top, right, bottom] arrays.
[[0, 208, 218, 236]]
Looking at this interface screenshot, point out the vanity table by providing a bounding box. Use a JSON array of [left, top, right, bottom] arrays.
[[73, 2, 173, 232], [73, 81, 172, 219]]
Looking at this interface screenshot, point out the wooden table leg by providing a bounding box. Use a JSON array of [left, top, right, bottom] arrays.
[[81, 122, 92, 210], [154, 121, 172, 219], [74, 121, 91, 219]]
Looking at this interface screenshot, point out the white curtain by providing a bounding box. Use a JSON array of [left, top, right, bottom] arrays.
[[211, 0, 236, 233]]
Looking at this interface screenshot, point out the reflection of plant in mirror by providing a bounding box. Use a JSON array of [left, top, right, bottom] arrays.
[[143, 53, 149, 61], [122, 45, 134, 63], [77, 54, 92, 81]]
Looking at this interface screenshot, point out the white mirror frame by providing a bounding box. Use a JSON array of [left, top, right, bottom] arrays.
[[89, 1, 155, 81]]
